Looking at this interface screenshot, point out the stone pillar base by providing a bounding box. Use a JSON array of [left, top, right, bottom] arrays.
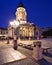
[[32, 41, 42, 60], [32, 47, 42, 60]]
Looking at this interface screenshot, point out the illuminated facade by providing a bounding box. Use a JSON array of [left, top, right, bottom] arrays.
[[8, 2, 36, 39], [16, 7, 27, 22], [0, 28, 7, 38]]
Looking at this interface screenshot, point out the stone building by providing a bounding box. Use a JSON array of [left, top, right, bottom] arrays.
[[8, 2, 36, 40], [0, 28, 8, 39]]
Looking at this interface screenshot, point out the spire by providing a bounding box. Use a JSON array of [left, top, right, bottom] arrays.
[[18, 0, 24, 8]]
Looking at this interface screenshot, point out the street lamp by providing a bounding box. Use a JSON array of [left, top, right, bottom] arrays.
[[9, 20, 20, 50], [10, 20, 19, 28], [9, 20, 20, 37]]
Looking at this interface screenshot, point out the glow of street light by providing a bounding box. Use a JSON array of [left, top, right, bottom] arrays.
[[10, 21, 14, 26], [14, 20, 19, 26], [9, 20, 19, 28]]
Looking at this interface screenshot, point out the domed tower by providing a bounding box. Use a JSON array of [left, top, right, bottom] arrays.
[[16, 2, 27, 23]]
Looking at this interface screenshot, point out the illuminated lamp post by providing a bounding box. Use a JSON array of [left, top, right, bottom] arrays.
[[10, 20, 19, 50]]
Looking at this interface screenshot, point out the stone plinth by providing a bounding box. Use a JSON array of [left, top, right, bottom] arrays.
[[32, 41, 42, 60]]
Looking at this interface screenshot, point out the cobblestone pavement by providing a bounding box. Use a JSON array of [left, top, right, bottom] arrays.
[[17, 46, 52, 65], [0, 40, 52, 65], [3, 58, 39, 65], [0, 41, 39, 65], [0, 42, 26, 65]]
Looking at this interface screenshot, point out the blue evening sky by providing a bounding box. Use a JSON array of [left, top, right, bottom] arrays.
[[0, 0, 52, 28]]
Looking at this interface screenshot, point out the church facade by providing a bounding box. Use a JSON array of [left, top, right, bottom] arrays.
[[8, 2, 36, 40]]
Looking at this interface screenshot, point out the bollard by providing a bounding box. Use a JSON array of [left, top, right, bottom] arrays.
[[7, 37, 9, 44], [13, 40, 17, 50], [13, 35, 18, 50], [7, 40, 9, 44], [32, 41, 42, 60]]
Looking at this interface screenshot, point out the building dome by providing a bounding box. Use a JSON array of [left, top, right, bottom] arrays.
[[18, 2, 24, 8]]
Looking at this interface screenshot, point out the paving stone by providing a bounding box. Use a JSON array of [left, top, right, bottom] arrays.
[[0, 43, 26, 65]]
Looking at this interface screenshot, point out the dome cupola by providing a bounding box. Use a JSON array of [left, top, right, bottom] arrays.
[[18, 2, 24, 8]]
